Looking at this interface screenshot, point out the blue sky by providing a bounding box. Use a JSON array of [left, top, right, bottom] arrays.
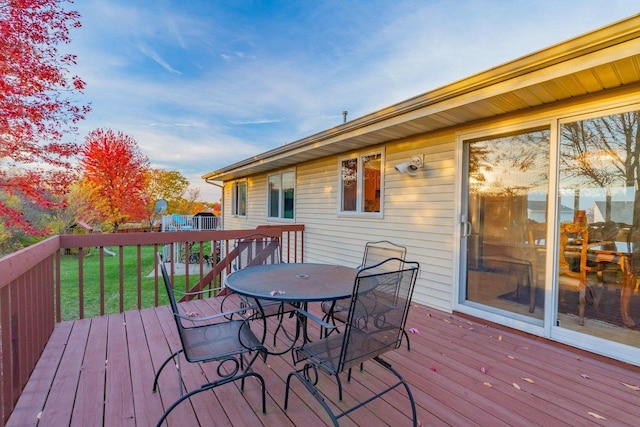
[[69, 1, 640, 202]]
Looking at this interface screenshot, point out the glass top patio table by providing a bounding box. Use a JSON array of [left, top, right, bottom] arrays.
[[225, 263, 358, 303]]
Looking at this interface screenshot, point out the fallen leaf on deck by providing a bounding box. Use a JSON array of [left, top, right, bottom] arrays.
[[621, 382, 640, 391], [508, 355, 516, 360], [430, 367, 437, 372], [468, 327, 474, 331], [408, 327, 420, 334], [480, 367, 487, 374], [37, 412, 42, 419], [522, 378, 534, 383], [512, 383, 521, 390], [483, 382, 493, 388], [444, 319, 451, 324], [581, 374, 590, 380], [498, 335, 503, 341], [588, 412, 606, 420], [186, 312, 199, 317]]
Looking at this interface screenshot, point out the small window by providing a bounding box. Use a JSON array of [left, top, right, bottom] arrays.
[[232, 180, 247, 216], [339, 151, 383, 215], [268, 170, 295, 220]]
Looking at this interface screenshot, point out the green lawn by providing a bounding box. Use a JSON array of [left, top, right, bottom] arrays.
[[58, 244, 218, 320]]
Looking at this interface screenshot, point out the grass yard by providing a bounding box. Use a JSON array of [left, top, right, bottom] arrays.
[[58, 243, 218, 320]]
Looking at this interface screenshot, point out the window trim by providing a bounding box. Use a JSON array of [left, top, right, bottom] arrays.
[[267, 169, 295, 221], [337, 150, 384, 218]]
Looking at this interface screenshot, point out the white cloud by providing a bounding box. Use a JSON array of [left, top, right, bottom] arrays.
[[69, 0, 640, 203], [137, 43, 182, 74]]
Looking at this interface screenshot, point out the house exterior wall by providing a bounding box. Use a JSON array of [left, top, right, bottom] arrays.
[[221, 84, 640, 317], [223, 130, 458, 312]]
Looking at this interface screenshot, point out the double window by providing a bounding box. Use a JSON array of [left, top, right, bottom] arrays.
[[268, 170, 295, 220], [231, 180, 247, 216], [339, 151, 383, 215]]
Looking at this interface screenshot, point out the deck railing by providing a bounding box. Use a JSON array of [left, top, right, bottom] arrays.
[[0, 224, 304, 426]]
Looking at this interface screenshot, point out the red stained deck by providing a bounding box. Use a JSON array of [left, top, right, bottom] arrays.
[[7, 299, 640, 426]]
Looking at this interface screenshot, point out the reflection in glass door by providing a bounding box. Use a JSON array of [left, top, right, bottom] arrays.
[[557, 110, 640, 348], [462, 129, 550, 320]]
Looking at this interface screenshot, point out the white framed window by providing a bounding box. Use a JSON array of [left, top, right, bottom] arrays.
[[231, 180, 247, 217], [267, 170, 295, 220], [338, 150, 384, 215]]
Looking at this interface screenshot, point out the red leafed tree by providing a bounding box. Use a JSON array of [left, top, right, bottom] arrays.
[[79, 129, 150, 232], [0, 0, 89, 235]]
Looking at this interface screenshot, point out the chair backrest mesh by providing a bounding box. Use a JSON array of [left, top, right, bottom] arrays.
[[157, 253, 188, 341], [234, 233, 281, 269], [361, 241, 407, 271], [339, 258, 419, 371]]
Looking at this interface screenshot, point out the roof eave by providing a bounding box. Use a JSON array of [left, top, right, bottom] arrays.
[[202, 14, 640, 183]]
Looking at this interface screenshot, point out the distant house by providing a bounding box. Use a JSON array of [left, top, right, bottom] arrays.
[[527, 201, 573, 223], [202, 15, 640, 366], [64, 221, 95, 255], [591, 201, 634, 224], [65, 221, 94, 234]]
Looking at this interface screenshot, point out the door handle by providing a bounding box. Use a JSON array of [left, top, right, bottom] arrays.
[[460, 214, 471, 237], [462, 221, 472, 237]]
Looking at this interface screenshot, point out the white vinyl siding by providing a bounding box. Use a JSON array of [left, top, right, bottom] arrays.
[[293, 138, 456, 312]]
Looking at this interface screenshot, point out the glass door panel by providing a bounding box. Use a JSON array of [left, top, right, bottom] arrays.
[[558, 110, 640, 347], [463, 129, 550, 320]]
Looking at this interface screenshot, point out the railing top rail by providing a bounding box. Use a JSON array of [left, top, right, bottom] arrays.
[[58, 228, 282, 248], [0, 235, 60, 290]]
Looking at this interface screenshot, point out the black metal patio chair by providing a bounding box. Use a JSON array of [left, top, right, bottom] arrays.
[[285, 257, 419, 426], [153, 253, 267, 427], [320, 240, 411, 349]]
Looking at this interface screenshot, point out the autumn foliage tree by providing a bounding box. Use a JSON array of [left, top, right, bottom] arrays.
[[79, 129, 149, 232], [0, 0, 89, 236], [143, 168, 189, 228]]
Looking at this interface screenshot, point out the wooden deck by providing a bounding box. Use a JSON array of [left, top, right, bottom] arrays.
[[7, 298, 640, 426]]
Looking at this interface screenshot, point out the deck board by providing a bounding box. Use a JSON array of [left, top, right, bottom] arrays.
[[7, 299, 640, 426], [71, 315, 107, 427]]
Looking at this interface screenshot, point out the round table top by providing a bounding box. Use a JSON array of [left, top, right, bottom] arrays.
[[225, 263, 358, 303]]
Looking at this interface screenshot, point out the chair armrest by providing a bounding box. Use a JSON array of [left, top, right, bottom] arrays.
[[175, 304, 259, 323], [294, 307, 337, 332], [174, 288, 218, 298]]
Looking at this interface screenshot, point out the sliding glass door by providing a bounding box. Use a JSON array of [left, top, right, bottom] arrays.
[[462, 128, 550, 321], [460, 108, 640, 354]]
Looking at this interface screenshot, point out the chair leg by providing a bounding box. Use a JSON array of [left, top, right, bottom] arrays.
[[284, 358, 417, 427], [578, 288, 586, 326], [153, 349, 183, 393], [335, 372, 344, 401], [373, 356, 417, 427], [156, 370, 266, 427], [285, 370, 340, 426], [402, 329, 411, 351]]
